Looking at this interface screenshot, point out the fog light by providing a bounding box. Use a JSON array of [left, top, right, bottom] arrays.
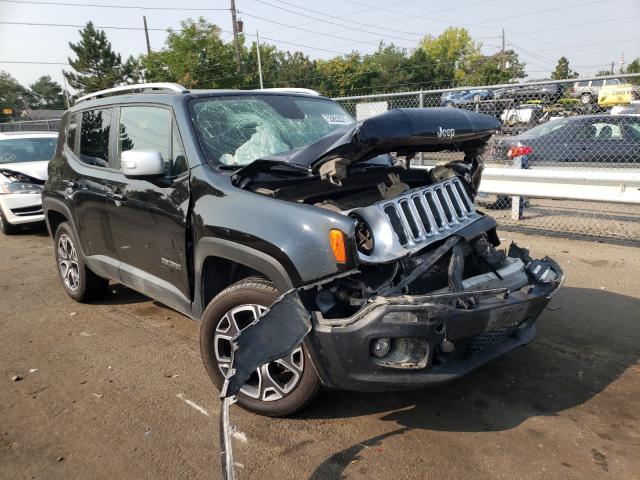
[[372, 337, 391, 358]]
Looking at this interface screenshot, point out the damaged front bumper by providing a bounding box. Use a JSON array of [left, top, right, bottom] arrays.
[[307, 274, 562, 392]]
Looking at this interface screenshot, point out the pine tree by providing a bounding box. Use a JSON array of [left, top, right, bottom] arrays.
[[551, 57, 577, 80], [64, 22, 140, 95], [30, 75, 66, 109]]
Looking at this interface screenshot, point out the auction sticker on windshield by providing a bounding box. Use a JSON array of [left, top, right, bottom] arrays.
[[322, 113, 352, 125]]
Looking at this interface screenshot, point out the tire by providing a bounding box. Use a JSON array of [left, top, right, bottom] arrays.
[[632, 91, 639, 101], [200, 277, 320, 416], [0, 211, 20, 235], [54, 222, 109, 302], [581, 93, 593, 104]]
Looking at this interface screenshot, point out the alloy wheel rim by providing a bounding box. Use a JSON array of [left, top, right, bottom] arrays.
[[58, 233, 80, 291], [214, 304, 304, 402]]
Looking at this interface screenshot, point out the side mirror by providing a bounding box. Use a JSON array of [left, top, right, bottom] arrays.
[[120, 150, 165, 178]]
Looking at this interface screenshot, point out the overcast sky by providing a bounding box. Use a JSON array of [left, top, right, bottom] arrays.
[[1, 0, 639, 92]]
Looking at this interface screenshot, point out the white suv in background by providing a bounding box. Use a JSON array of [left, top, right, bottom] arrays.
[[0, 131, 58, 234]]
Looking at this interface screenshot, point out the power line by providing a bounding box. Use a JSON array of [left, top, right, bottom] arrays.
[[473, 0, 614, 25], [247, 0, 418, 43], [0, 20, 176, 31], [0, 0, 228, 10], [517, 15, 640, 37], [261, 0, 419, 36], [236, 10, 385, 47], [340, 0, 499, 29], [0, 20, 353, 56], [0, 60, 68, 64]]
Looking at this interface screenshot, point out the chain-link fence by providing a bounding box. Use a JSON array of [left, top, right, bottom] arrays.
[[334, 73, 640, 243], [0, 119, 61, 133]]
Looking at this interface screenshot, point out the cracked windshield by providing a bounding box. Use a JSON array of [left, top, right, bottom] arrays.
[[190, 95, 354, 166]]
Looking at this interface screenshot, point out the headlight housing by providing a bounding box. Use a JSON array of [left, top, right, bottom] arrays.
[[0, 182, 44, 194]]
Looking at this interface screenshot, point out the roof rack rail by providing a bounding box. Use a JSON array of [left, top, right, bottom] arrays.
[[75, 83, 189, 104], [256, 87, 321, 96]]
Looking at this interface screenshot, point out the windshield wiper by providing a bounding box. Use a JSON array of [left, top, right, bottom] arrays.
[[232, 159, 311, 187]]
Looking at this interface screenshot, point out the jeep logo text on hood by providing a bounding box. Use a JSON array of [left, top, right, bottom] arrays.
[[437, 126, 455, 138]]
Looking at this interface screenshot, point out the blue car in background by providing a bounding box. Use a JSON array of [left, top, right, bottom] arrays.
[[441, 89, 494, 106]]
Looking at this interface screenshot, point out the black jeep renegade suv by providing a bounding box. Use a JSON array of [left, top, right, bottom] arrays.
[[43, 83, 563, 416]]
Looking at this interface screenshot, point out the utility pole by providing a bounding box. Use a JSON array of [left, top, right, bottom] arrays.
[[611, 61, 615, 75], [61, 71, 70, 109], [620, 53, 625, 73], [143, 16, 151, 55], [501, 28, 505, 70], [256, 31, 264, 89], [230, 0, 242, 73]]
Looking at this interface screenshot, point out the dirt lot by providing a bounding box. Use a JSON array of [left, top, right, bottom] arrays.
[[1, 227, 639, 480]]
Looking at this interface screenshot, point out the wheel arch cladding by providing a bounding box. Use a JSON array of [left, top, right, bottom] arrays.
[[194, 237, 296, 315]]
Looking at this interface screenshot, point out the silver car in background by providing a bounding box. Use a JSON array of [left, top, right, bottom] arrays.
[[0, 131, 58, 234], [569, 78, 640, 104]]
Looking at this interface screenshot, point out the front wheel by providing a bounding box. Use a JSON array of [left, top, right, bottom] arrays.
[[200, 277, 320, 416], [581, 93, 593, 104], [54, 222, 109, 302]]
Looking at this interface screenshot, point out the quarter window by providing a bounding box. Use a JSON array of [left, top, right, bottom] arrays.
[[79, 109, 111, 168], [67, 113, 77, 151]]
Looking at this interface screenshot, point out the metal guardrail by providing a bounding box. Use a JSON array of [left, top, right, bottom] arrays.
[[478, 168, 640, 205], [413, 165, 640, 205]]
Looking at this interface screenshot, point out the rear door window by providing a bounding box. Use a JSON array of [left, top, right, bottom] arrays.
[[79, 109, 112, 168], [591, 79, 604, 87], [605, 78, 621, 85]]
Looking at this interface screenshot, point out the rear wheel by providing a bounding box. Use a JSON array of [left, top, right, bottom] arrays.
[[200, 277, 320, 416], [54, 222, 109, 302], [0, 211, 20, 235]]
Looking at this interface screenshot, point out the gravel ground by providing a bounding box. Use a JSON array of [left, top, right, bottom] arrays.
[[1, 227, 639, 480]]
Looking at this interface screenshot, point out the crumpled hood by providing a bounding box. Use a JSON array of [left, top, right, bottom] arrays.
[[256, 107, 501, 173], [0, 160, 49, 182]]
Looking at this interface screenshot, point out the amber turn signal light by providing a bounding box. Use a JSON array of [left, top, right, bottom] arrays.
[[329, 229, 347, 263]]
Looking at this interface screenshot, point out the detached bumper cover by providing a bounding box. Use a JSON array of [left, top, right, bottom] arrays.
[[307, 276, 562, 392]]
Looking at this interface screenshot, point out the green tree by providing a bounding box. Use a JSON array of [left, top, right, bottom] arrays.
[[466, 50, 526, 85], [142, 18, 237, 89], [64, 22, 140, 95], [0, 71, 31, 122], [551, 56, 577, 80], [272, 51, 317, 89], [419, 27, 481, 87], [624, 57, 640, 74], [29, 75, 66, 109]]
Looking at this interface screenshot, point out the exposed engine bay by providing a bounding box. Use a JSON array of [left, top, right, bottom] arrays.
[[216, 108, 564, 480]]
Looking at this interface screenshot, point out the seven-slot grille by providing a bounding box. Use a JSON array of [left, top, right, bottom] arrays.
[[382, 178, 476, 247]]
